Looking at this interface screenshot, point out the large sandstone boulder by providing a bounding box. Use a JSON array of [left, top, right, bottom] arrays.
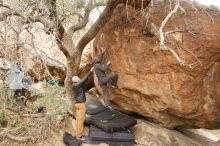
[[188, 129, 220, 142], [22, 56, 66, 83], [132, 120, 216, 146], [19, 23, 66, 83], [93, 1, 220, 128], [0, 21, 66, 83]]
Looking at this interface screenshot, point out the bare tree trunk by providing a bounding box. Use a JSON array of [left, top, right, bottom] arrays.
[[64, 52, 81, 113], [65, 58, 75, 113]]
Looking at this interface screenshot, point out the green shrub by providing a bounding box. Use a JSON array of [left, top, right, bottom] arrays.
[[27, 80, 68, 113]]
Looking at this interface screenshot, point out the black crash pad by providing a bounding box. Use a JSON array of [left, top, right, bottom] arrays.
[[91, 109, 120, 120], [63, 130, 135, 146], [86, 95, 106, 115], [85, 95, 137, 132], [89, 125, 135, 142], [83, 140, 134, 146]]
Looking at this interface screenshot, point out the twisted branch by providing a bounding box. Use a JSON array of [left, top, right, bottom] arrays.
[[159, 0, 186, 65]]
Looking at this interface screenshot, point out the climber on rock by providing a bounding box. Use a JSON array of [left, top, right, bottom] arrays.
[[92, 58, 118, 108]]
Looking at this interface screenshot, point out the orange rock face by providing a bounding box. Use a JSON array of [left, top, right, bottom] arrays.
[[78, 48, 94, 90], [93, 1, 220, 128]]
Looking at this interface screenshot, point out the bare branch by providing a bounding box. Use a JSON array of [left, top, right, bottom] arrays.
[[76, 0, 126, 54], [165, 29, 217, 37], [179, 46, 202, 66], [5, 133, 34, 143], [179, 5, 186, 14], [3, 20, 19, 34], [142, 0, 153, 30], [0, 2, 53, 28], [169, 0, 172, 10], [157, 0, 204, 67], [159, 0, 180, 51], [125, 0, 131, 23], [165, 29, 184, 34], [53, 22, 70, 57], [202, 8, 214, 24], [186, 0, 214, 23], [158, 0, 187, 65], [44, 0, 70, 58], [67, 0, 98, 34], [0, 7, 25, 21]]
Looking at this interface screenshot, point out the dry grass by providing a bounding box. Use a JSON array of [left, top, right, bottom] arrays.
[[0, 81, 70, 146]]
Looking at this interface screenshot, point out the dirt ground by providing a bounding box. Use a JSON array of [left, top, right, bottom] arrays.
[[34, 118, 109, 146]]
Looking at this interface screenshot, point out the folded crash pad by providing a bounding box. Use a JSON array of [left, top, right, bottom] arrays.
[[83, 140, 134, 146], [85, 95, 137, 132]]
